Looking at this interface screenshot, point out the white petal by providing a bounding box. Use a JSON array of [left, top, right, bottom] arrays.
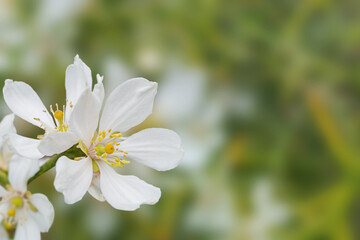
[[93, 74, 105, 103], [8, 134, 44, 159], [99, 78, 157, 133], [54, 156, 93, 204], [0, 139, 12, 170], [0, 225, 9, 239], [0, 114, 16, 136], [70, 89, 101, 147], [38, 132, 79, 156], [120, 128, 183, 171], [88, 172, 105, 202], [98, 161, 161, 211], [0, 202, 8, 221], [28, 193, 54, 232], [9, 156, 39, 192], [3, 80, 55, 129], [0, 185, 8, 197], [14, 217, 40, 240], [65, 55, 93, 122]]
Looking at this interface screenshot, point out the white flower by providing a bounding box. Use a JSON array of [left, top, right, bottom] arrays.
[[0, 113, 45, 170], [55, 77, 183, 210], [0, 157, 54, 240], [0, 114, 16, 171], [2, 55, 104, 157]]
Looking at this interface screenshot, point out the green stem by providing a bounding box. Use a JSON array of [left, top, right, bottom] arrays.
[[28, 144, 85, 184], [27, 154, 61, 184]]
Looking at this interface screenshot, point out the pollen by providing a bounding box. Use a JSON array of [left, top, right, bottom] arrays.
[[110, 133, 122, 138], [54, 110, 64, 120], [7, 208, 15, 217], [3, 220, 14, 230], [105, 144, 115, 154], [90, 129, 130, 168]]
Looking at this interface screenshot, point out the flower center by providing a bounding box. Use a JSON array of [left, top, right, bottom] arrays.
[[33, 103, 69, 134], [94, 143, 115, 155], [1, 189, 37, 232], [85, 129, 130, 169]]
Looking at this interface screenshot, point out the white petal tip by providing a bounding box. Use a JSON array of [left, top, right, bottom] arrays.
[[152, 81, 158, 89], [4, 79, 13, 84], [96, 74, 104, 83]]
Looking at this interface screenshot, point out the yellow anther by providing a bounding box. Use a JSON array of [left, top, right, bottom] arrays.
[[3, 220, 14, 230], [110, 163, 115, 166], [122, 160, 130, 164], [7, 208, 15, 217], [99, 130, 106, 137], [123, 154, 127, 158], [10, 197, 23, 208], [115, 158, 120, 162], [110, 133, 122, 138], [54, 110, 64, 120], [105, 144, 115, 154]]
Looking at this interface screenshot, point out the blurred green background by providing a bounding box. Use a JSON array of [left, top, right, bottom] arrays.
[[1, 0, 360, 239]]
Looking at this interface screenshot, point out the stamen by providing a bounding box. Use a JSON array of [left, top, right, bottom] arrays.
[[3, 219, 15, 230], [89, 129, 130, 168], [7, 208, 15, 217], [27, 202, 38, 212], [110, 133, 122, 138]]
